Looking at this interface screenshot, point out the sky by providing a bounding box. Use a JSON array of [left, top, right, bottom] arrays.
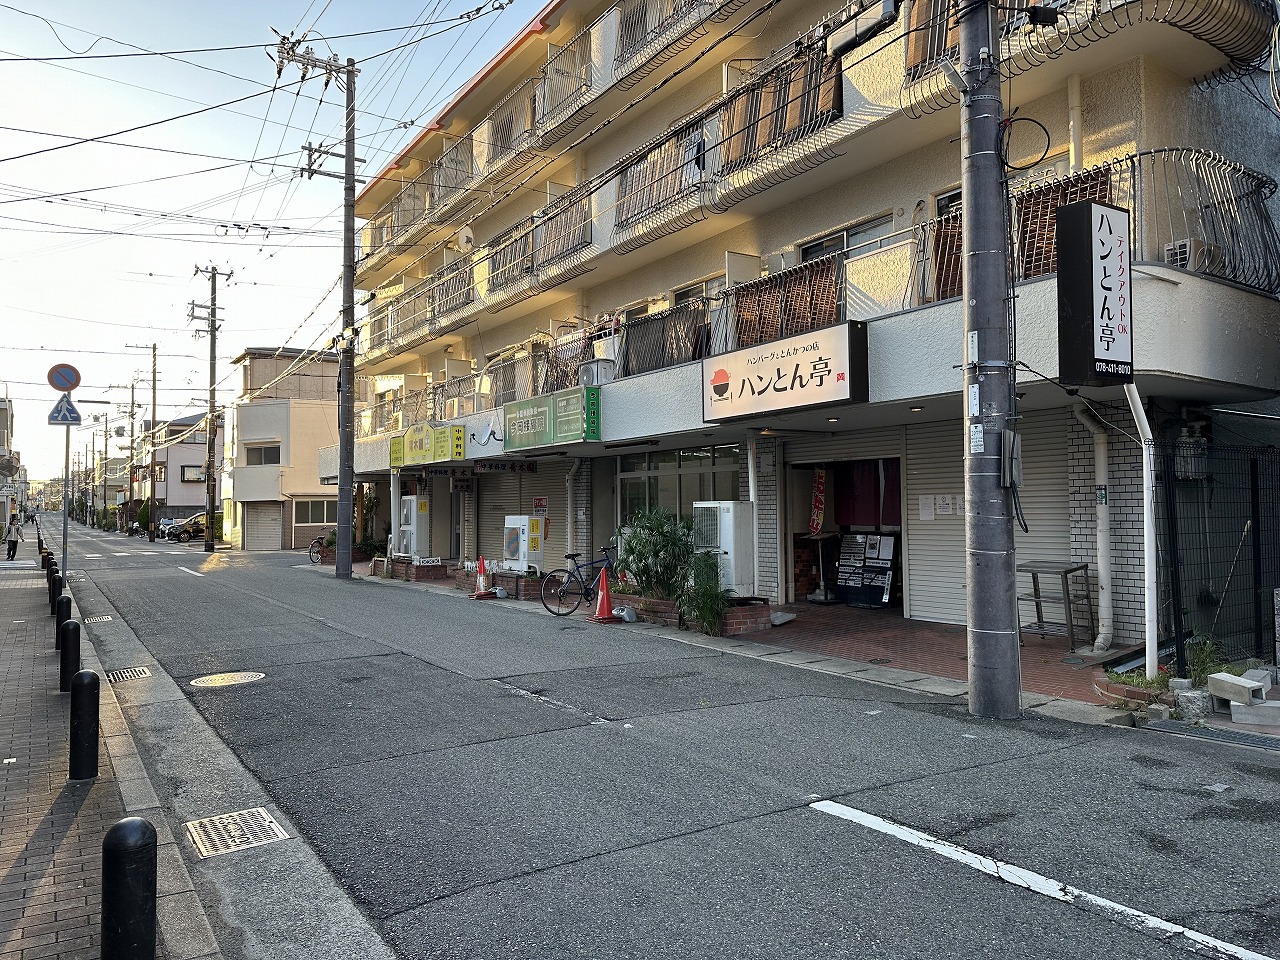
[[1, 0, 543, 481]]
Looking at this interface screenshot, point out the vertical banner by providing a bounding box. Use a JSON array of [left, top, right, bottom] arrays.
[[1056, 201, 1134, 386], [809, 468, 826, 536]]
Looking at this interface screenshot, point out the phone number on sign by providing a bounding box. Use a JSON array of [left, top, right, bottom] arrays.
[[1095, 361, 1131, 375]]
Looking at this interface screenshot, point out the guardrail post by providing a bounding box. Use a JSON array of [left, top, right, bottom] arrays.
[[58, 621, 79, 693], [55, 594, 72, 649], [69, 670, 99, 780], [101, 817, 157, 960]]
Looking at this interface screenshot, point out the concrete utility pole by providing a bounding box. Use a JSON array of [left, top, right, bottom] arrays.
[[149, 344, 157, 541], [128, 382, 136, 531], [195, 266, 229, 554], [958, 1, 1021, 718], [277, 40, 359, 579]]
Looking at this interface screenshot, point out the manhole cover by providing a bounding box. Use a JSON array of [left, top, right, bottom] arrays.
[[1062, 656, 1085, 665], [84, 615, 112, 623], [190, 671, 265, 688], [105, 666, 152, 683], [185, 807, 288, 859]]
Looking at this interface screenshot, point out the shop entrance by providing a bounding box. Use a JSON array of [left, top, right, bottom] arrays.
[[790, 458, 903, 612]]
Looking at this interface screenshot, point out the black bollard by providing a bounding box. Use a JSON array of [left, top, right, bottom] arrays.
[[45, 560, 56, 585], [101, 818, 157, 960], [58, 621, 79, 693], [40, 550, 49, 569], [55, 595, 72, 650], [69, 670, 99, 780], [49, 573, 63, 616]]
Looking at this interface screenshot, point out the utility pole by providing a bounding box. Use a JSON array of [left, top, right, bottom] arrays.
[[101, 414, 108, 527], [195, 267, 229, 553], [958, 2, 1020, 718], [150, 344, 157, 540], [277, 39, 359, 579], [128, 382, 136, 532]]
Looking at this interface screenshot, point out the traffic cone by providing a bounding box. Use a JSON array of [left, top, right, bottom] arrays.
[[470, 555, 496, 600], [587, 573, 623, 624]]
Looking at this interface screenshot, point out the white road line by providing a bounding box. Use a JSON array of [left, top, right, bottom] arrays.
[[167, 551, 184, 555], [83, 554, 102, 559], [112, 552, 130, 557], [811, 801, 1275, 960], [137, 552, 158, 555], [177, 566, 204, 577]]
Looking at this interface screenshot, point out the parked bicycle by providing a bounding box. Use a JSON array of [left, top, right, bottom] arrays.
[[540, 545, 617, 616], [308, 529, 333, 564]]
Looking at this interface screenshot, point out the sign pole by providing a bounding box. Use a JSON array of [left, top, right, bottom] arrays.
[[62, 416, 70, 575]]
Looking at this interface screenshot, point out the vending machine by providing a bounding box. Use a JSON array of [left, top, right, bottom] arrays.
[[395, 496, 431, 557], [502, 514, 545, 574]]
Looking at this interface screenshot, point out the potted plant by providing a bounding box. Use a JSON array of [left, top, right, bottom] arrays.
[[615, 510, 696, 626]]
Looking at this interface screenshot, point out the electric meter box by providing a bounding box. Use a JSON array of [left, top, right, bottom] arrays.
[[396, 496, 431, 557], [502, 514, 545, 574]]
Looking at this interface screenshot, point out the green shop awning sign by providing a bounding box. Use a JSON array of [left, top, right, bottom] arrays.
[[503, 386, 599, 452]]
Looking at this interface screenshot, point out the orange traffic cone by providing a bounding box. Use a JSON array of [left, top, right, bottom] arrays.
[[470, 555, 496, 600], [587, 573, 623, 624]]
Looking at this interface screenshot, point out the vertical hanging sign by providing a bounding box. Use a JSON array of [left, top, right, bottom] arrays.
[[809, 468, 826, 536], [1056, 200, 1134, 386]]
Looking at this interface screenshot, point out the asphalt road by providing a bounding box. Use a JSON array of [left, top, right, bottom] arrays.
[[55, 520, 1280, 960]]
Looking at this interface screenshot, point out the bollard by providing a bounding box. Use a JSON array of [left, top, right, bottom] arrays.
[[40, 550, 49, 569], [101, 817, 157, 960], [49, 573, 63, 616], [55, 595, 72, 650], [69, 670, 99, 780], [58, 621, 79, 693], [45, 560, 56, 585]]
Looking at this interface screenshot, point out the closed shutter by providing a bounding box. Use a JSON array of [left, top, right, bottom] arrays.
[[904, 411, 1072, 625], [785, 426, 902, 465], [244, 502, 282, 551], [523, 462, 570, 565], [905, 420, 967, 623], [478, 473, 520, 562]]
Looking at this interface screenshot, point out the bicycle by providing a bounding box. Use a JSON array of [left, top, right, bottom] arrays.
[[540, 545, 617, 616], [308, 529, 332, 564]]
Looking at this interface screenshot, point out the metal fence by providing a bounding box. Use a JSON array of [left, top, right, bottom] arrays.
[[1152, 439, 1279, 670], [615, 300, 711, 377]]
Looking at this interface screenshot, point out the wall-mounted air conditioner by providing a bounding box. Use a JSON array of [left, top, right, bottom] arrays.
[[579, 359, 616, 387], [692, 501, 755, 597], [1163, 238, 1223, 272]]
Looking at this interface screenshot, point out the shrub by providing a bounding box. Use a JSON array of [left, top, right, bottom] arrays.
[[679, 550, 734, 636], [615, 510, 695, 600]]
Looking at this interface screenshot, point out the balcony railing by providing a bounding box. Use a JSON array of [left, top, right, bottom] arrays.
[[615, 300, 712, 377], [354, 388, 435, 440], [483, 78, 539, 177], [616, 0, 708, 69], [539, 27, 593, 126], [713, 254, 842, 354], [431, 257, 476, 316], [431, 135, 475, 211], [615, 121, 709, 231], [486, 220, 536, 292], [432, 373, 483, 420], [536, 187, 593, 268]]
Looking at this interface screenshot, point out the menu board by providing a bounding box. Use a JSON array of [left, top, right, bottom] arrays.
[[836, 533, 896, 607]]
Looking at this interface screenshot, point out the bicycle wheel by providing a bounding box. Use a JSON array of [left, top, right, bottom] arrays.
[[309, 542, 322, 564], [541, 570, 586, 616]]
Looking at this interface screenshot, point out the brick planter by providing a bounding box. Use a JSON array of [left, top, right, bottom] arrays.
[[374, 558, 450, 582], [627, 596, 681, 628], [722, 599, 772, 637], [1093, 676, 1175, 708], [317, 547, 372, 566]]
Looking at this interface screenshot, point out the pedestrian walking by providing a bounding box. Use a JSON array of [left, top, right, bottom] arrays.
[[5, 514, 24, 560]]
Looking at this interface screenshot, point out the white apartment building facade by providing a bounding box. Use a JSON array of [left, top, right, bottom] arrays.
[[318, 0, 1280, 659]]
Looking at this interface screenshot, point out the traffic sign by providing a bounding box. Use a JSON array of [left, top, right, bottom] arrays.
[[47, 364, 81, 392], [48, 394, 81, 425]]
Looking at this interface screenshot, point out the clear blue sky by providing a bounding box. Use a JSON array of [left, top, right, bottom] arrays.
[[0, 0, 541, 479]]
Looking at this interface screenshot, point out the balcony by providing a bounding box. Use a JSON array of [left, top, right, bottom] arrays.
[[431, 255, 478, 320], [355, 388, 435, 440], [538, 26, 595, 141], [431, 372, 484, 421], [613, 119, 712, 252], [614, 0, 715, 88], [479, 218, 538, 312], [712, 255, 842, 354], [534, 185, 594, 284], [430, 135, 476, 221], [480, 78, 539, 181], [615, 300, 713, 377]]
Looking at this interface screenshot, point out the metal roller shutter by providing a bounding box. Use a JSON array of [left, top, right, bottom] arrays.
[[904, 411, 1071, 625], [478, 474, 519, 562], [245, 502, 282, 551], [523, 462, 571, 565], [785, 426, 903, 465]]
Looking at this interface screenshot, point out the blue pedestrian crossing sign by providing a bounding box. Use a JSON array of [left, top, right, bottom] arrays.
[[48, 394, 81, 425]]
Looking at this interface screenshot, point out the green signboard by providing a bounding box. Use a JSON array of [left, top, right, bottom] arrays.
[[503, 386, 600, 452]]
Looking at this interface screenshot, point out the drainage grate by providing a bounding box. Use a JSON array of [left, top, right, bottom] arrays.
[[185, 807, 289, 859], [105, 666, 152, 683], [1146, 719, 1280, 753], [84, 615, 112, 623], [189, 671, 265, 688]]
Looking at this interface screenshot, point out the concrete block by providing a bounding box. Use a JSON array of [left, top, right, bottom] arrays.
[[1175, 689, 1212, 721], [1146, 703, 1172, 721], [1228, 700, 1280, 727], [1207, 672, 1264, 706], [1242, 668, 1274, 692], [1169, 678, 1193, 691]]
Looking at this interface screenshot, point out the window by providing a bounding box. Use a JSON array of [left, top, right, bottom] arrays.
[[246, 445, 281, 466], [294, 500, 338, 524], [181, 465, 205, 483], [673, 275, 726, 305], [801, 216, 895, 262], [154, 465, 166, 484], [617, 444, 740, 525]]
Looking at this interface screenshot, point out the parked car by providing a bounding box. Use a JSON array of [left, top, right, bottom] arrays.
[[166, 515, 205, 543], [157, 517, 176, 536]]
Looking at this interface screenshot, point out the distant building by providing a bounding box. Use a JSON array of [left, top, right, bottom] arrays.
[[138, 414, 225, 525]]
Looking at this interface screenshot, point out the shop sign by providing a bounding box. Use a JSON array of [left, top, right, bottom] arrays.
[[502, 386, 600, 452], [1056, 200, 1134, 386], [389, 435, 405, 468], [450, 476, 474, 493], [701, 323, 866, 422], [402, 424, 465, 466], [476, 460, 538, 474], [809, 468, 826, 536], [427, 466, 473, 478]]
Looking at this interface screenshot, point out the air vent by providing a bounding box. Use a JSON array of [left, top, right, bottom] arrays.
[[185, 807, 289, 859], [105, 666, 152, 683]]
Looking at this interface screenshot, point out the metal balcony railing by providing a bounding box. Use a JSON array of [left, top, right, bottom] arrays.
[[713, 254, 843, 353], [539, 27, 593, 126], [354, 389, 435, 439], [486, 220, 536, 292], [614, 300, 711, 377], [431, 135, 475, 211], [535, 187, 593, 267], [432, 373, 483, 420], [616, 0, 708, 66], [483, 78, 539, 176], [484, 349, 543, 408], [431, 257, 476, 316], [615, 122, 709, 229]]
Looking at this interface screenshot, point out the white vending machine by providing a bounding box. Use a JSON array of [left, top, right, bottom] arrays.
[[502, 514, 545, 574], [396, 496, 431, 557]]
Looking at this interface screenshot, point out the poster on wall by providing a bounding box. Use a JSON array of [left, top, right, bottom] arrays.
[[1056, 200, 1134, 386]]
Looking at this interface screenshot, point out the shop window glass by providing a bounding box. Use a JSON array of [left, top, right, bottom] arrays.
[[714, 444, 740, 467], [652, 449, 679, 472], [680, 448, 712, 469], [619, 477, 648, 524], [713, 470, 738, 501], [620, 453, 648, 472], [681, 472, 714, 516], [649, 473, 678, 515]]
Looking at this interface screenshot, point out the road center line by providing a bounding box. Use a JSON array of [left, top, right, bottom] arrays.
[[811, 800, 1275, 960], [177, 567, 205, 577], [112, 553, 130, 557]]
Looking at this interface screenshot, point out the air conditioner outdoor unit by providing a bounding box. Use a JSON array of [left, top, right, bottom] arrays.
[[692, 501, 756, 597], [1163, 238, 1223, 272], [442, 397, 462, 420], [579, 358, 616, 387]]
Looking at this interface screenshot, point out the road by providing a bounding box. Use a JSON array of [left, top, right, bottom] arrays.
[[58, 520, 1280, 960]]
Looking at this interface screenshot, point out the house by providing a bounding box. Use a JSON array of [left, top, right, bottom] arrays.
[[223, 348, 340, 551], [139, 414, 225, 526], [318, 0, 1280, 663]]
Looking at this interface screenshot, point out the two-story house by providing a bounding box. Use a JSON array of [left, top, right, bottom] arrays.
[[319, 0, 1280, 662], [140, 414, 224, 526], [224, 348, 340, 551]]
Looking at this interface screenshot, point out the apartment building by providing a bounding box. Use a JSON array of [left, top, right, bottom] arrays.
[[224, 348, 340, 551], [320, 0, 1280, 657], [0, 393, 19, 519]]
